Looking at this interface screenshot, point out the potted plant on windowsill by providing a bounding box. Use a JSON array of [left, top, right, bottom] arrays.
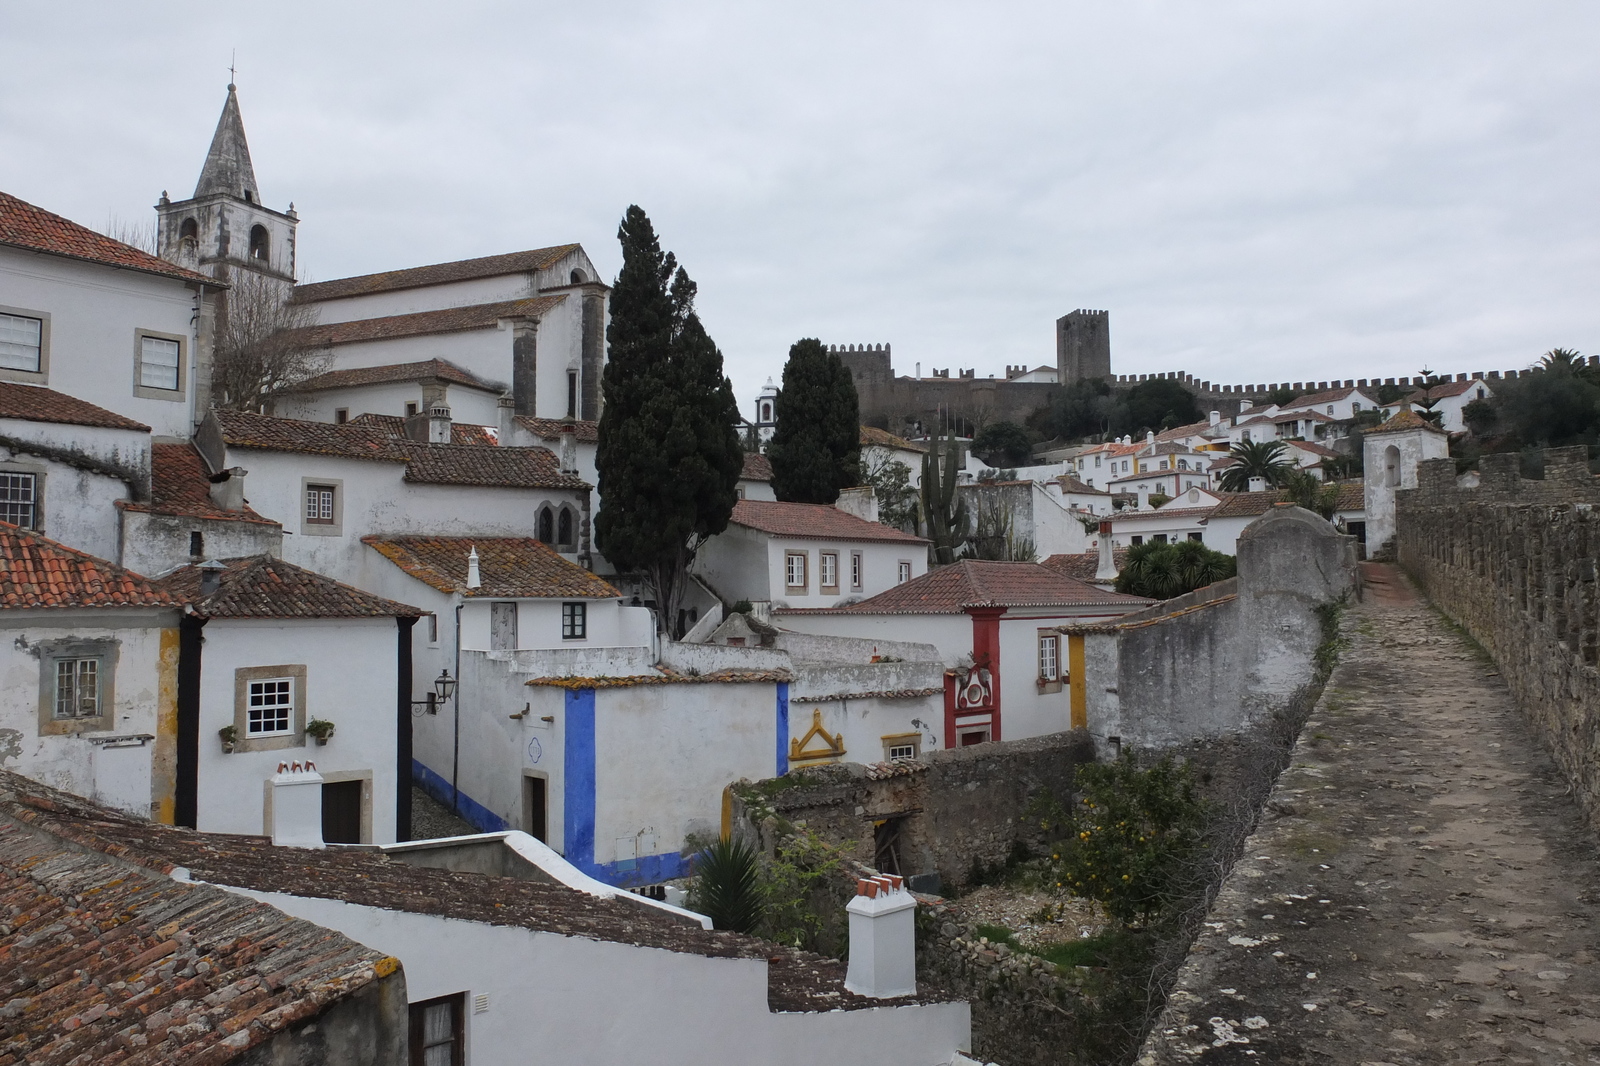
[[218, 725, 237, 754], [306, 719, 336, 746]]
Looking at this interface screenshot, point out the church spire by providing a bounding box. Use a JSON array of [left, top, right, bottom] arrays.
[[194, 83, 260, 202]]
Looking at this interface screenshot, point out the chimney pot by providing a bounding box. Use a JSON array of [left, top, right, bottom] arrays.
[[270, 763, 326, 849], [845, 873, 917, 998], [466, 546, 482, 590]]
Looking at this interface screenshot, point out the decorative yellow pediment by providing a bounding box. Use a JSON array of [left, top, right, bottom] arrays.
[[789, 708, 846, 764]]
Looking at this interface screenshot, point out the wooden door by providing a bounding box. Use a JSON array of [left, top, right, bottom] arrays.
[[523, 775, 547, 842]]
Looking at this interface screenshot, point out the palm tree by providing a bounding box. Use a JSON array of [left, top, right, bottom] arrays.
[[1216, 440, 1294, 492], [1537, 348, 1587, 377]]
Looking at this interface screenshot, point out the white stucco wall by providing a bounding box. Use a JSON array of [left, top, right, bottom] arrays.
[[0, 247, 205, 439], [776, 613, 972, 666], [217, 446, 585, 589], [303, 248, 598, 323], [696, 526, 926, 608], [194, 616, 400, 842], [118, 510, 283, 576], [0, 440, 131, 561], [214, 885, 972, 1066], [0, 609, 178, 818], [793, 694, 944, 762], [1363, 427, 1449, 550], [456, 597, 648, 653], [997, 613, 1077, 741], [276, 381, 503, 429]]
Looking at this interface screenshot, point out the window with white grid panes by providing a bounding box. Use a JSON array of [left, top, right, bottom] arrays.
[[305, 484, 335, 524], [138, 335, 181, 390], [247, 678, 294, 736], [0, 472, 37, 528], [54, 658, 99, 719], [897, 560, 912, 584], [0, 314, 42, 372], [1038, 634, 1059, 681], [785, 551, 807, 590], [850, 551, 863, 590], [819, 551, 838, 590]]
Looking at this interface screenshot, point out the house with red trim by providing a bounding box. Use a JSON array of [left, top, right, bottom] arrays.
[[775, 561, 1149, 747]]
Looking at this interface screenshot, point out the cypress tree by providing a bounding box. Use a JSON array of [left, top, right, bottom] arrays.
[[595, 206, 743, 635], [766, 339, 861, 503]]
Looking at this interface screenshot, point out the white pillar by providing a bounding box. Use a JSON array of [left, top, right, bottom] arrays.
[[845, 875, 917, 998], [1094, 520, 1119, 582], [270, 762, 325, 849]]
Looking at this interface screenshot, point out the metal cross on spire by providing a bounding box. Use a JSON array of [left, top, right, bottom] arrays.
[[228, 50, 237, 89]]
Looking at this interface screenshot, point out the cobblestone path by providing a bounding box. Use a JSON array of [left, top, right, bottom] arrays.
[[1142, 565, 1600, 1065]]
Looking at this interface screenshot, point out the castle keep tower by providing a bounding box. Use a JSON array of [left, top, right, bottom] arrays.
[[156, 84, 297, 285], [1056, 309, 1110, 386]]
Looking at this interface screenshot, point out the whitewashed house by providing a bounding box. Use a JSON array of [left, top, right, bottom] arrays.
[[150, 555, 422, 843], [1, 190, 222, 440], [1202, 483, 1366, 554], [959, 478, 1090, 560], [1363, 409, 1449, 550], [737, 452, 778, 501], [1106, 488, 1225, 548], [275, 358, 505, 429], [777, 560, 1149, 747], [194, 408, 592, 586], [117, 441, 283, 575], [0, 525, 180, 820], [860, 425, 928, 490], [1409, 376, 1493, 432], [0, 383, 152, 562], [696, 499, 929, 610]]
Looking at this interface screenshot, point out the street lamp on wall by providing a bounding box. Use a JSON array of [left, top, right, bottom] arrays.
[[412, 670, 457, 716]]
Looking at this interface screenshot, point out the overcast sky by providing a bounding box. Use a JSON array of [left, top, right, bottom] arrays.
[[4, 3, 1596, 415]]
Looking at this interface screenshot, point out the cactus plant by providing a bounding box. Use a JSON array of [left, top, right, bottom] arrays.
[[920, 433, 969, 565]]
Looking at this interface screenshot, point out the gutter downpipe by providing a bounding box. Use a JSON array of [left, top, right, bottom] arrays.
[[452, 601, 463, 814]]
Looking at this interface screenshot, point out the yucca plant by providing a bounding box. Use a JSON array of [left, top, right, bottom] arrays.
[[690, 837, 763, 933]]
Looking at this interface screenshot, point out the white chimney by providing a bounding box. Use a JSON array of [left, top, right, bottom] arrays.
[[466, 546, 481, 590], [207, 467, 248, 512], [1239, 399, 1253, 412], [1145, 430, 1155, 444], [1209, 410, 1221, 426], [834, 485, 879, 523], [498, 395, 517, 445], [559, 420, 578, 475], [845, 875, 917, 998], [1095, 521, 1118, 581], [428, 403, 453, 444], [1248, 476, 1267, 493], [270, 762, 325, 849], [1137, 485, 1150, 510]]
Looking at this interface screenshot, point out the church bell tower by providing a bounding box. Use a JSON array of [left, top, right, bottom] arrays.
[[156, 83, 298, 284]]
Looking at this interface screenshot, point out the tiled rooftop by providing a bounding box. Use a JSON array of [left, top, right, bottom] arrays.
[[292, 245, 582, 303], [0, 190, 216, 286], [740, 452, 773, 482], [729, 500, 927, 543], [525, 668, 794, 689], [0, 770, 940, 1015], [212, 411, 587, 490], [346, 413, 498, 447], [516, 417, 600, 444], [0, 801, 399, 1066], [153, 555, 422, 619], [1056, 474, 1109, 495], [780, 560, 1150, 615], [1111, 505, 1219, 522], [0, 382, 149, 431], [287, 358, 501, 394], [859, 426, 928, 453], [1408, 379, 1485, 400], [117, 443, 279, 526], [0, 524, 175, 610], [1364, 408, 1447, 435], [1281, 384, 1380, 409], [1206, 482, 1365, 519], [285, 295, 566, 348], [364, 536, 619, 599], [1041, 549, 1129, 581]]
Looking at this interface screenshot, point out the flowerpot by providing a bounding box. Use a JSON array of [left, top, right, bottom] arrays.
[[314, 736, 329, 746], [221, 743, 235, 754]]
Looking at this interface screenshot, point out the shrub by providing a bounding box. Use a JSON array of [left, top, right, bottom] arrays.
[[688, 838, 762, 933]]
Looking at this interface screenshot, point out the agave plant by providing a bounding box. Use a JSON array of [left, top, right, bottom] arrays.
[[689, 837, 763, 933], [1115, 540, 1235, 600]]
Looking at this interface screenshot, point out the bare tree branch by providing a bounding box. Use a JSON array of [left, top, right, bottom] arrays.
[[212, 273, 330, 413]]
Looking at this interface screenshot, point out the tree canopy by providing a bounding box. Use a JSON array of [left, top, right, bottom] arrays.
[[766, 339, 861, 503], [1029, 377, 1200, 442], [1114, 540, 1236, 600], [594, 206, 743, 634], [972, 421, 1035, 466], [1216, 440, 1295, 492]]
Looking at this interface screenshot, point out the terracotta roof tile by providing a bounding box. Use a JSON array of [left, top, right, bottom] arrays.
[[526, 669, 793, 688], [740, 452, 773, 481], [1408, 379, 1487, 400], [347, 413, 502, 447], [1207, 483, 1364, 519], [516, 417, 600, 444], [152, 555, 421, 618], [287, 358, 502, 394], [1055, 474, 1109, 495], [0, 190, 216, 286], [780, 560, 1149, 615], [1366, 408, 1447, 435], [0, 382, 149, 431], [729, 500, 926, 543], [364, 536, 618, 599], [859, 426, 928, 453], [1041, 550, 1129, 581], [213, 411, 587, 489], [0, 525, 174, 609], [0, 797, 397, 1065], [1113, 505, 1219, 522], [0, 770, 940, 1015], [1281, 385, 1380, 409], [1152, 419, 1217, 443], [285, 295, 565, 347], [292, 245, 582, 303], [1285, 439, 1340, 459], [116, 443, 279, 525]]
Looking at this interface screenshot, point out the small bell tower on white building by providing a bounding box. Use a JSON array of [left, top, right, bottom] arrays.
[[156, 83, 298, 284]]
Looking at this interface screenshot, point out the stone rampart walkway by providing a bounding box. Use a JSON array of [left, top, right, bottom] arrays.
[[1141, 564, 1600, 1065]]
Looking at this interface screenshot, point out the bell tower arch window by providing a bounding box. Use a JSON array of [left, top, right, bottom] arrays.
[[249, 225, 270, 262], [556, 507, 576, 551]]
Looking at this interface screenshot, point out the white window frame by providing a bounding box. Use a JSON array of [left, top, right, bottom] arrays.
[[300, 478, 343, 537], [54, 657, 102, 720], [819, 551, 838, 591], [133, 329, 186, 400], [785, 551, 808, 591], [246, 676, 296, 737], [850, 551, 863, 591], [1039, 634, 1059, 682], [0, 469, 40, 530], [897, 560, 912, 584], [0, 306, 48, 383], [882, 733, 921, 762]]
